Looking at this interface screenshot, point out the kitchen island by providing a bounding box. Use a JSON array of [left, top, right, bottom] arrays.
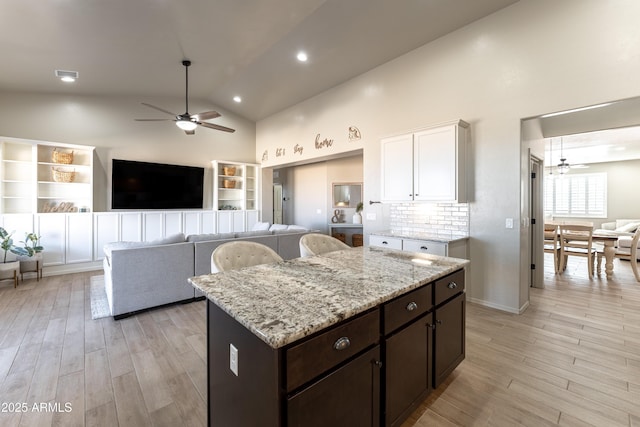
[[189, 246, 469, 427]]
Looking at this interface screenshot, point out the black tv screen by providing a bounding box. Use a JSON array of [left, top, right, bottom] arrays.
[[112, 159, 204, 209]]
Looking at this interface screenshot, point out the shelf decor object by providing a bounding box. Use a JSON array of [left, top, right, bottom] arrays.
[[51, 167, 76, 183], [52, 148, 74, 164]]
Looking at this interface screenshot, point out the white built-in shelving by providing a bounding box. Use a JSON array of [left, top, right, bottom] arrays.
[[0, 136, 94, 214]]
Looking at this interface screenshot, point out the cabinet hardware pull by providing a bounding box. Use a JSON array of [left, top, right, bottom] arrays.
[[406, 301, 418, 311], [382, 241, 388, 245], [415, 194, 419, 196], [436, 320, 442, 325], [374, 360, 383, 368], [333, 337, 351, 351], [420, 246, 428, 250], [427, 323, 436, 329], [447, 282, 457, 289]]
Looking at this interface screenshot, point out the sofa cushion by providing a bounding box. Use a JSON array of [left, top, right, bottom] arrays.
[[618, 235, 640, 249], [251, 221, 271, 231], [103, 233, 186, 260], [287, 225, 308, 231], [235, 230, 272, 238], [186, 232, 236, 242], [615, 222, 640, 233], [269, 224, 288, 232], [150, 233, 186, 245]]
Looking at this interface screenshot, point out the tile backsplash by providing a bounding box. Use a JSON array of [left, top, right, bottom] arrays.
[[389, 202, 469, 238]]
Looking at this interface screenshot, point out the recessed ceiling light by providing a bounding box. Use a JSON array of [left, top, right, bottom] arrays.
[[296, 51, 308, 62], [233, 96, 242, 103], [55, 69, 79, 83]]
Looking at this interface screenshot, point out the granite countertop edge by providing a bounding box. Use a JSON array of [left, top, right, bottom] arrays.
[[188, 250, 469, 349]]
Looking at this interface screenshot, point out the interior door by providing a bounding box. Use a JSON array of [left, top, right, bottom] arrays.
[[530, 155, 544, 288], [273, 184, 283, 224]]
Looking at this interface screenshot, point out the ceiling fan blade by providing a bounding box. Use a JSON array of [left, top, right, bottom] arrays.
[[185, 129, 196, 135], [192, 111, 221, 121], [134, 118, 173, 121], [141, 102, 177, 117], [198, 121, 236, 133]]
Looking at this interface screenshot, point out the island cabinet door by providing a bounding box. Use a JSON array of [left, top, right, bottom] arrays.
[[384, 312, 433, 427], [433, 292, 466, 388], [287, 345, 381, 427]]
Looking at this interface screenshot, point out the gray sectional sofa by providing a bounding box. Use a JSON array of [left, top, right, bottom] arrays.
[[102, 228, 313, 319]]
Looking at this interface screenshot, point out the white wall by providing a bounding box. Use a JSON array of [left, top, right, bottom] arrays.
[[256, 0, 640, 313], [0, 92, 256, 211]]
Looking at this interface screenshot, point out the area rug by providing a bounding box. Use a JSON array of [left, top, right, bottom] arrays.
[[90, 275, 111, 319]]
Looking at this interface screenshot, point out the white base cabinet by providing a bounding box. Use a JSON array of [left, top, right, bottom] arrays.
[[369, 233, 468, 259]]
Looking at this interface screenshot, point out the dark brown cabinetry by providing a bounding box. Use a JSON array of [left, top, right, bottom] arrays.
[[206, 268, 465, 427], [433, 269, 466, 388], [288, 346, 381, 427], [385, 312, 433, 427]]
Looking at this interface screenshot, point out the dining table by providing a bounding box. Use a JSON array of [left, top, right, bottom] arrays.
[[548, 221, 619, 279]]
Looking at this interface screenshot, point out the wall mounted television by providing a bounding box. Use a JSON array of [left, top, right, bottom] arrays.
[[112, 159, 204, 209]]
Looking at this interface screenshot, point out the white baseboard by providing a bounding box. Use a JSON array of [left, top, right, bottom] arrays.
[[467, 296, 529, 314], [39, 261, 103, 278]]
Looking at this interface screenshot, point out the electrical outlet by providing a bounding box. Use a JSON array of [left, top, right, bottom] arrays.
[[366, 213, 376, 221], [505, 218, 514, 229], [230, 344, 238, 376]]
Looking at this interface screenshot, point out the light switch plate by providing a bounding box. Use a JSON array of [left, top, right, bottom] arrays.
[[230, 344, 238, 376]]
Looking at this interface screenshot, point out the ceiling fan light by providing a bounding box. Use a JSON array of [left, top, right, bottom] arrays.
[[557, 159, 570, 174], [176, 120, 197, 131]]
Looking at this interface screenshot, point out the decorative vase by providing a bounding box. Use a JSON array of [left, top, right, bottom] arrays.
[[18, 252, 43, 280], [353, 212, 362, 224]]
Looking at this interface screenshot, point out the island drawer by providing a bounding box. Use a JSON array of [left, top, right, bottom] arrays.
[[434, 269, 465, 306], [384, 284, 432, 335], [286, 309, 380, 392], [369, 235, 402, 250]]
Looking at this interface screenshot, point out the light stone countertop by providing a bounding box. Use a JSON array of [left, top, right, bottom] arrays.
[[372, 230, 469, 244], [189, 246, 469, 349]]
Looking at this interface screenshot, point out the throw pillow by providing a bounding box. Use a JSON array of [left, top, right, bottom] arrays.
[[615, 222, 640, 233], [269, 224, 288, 231], [251, 221, 271, 231]]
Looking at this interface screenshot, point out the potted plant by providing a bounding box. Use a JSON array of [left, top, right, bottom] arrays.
[[0, 227, 26, 286], [18, 232, 44, 281], [353, 201, 364, 224]]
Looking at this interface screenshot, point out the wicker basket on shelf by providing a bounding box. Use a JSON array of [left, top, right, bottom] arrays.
[[52, 148, 74, 164], [51, 167, 76, 183], [222, 179, 236, 189], [222, 166, 236, 176]]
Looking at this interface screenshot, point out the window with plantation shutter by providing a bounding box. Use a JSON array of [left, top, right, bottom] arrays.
[[544, 173, 607, 218]]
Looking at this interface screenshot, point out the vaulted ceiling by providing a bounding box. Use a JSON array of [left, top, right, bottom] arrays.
[[0, 0, 518, 121]]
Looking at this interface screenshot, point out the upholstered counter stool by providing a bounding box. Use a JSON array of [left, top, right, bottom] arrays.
[[211, 241, 283, 273], [299, 233, 350, 257]]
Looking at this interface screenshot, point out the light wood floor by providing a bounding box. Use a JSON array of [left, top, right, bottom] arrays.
[[0, 255, 639, 426]]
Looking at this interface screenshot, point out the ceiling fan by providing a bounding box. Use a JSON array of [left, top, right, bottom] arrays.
[[135, 60, 235, 135]]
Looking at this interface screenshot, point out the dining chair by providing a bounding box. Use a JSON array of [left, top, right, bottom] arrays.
[[299, 233, 350, 257], [559, 224, 596, 278], [211, 241, 283, 273], [596, 227, 640, 282], [543, 223, 560, 273]]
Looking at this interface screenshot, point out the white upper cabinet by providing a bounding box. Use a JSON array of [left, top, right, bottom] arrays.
[[381, 120, 468, 203], [380, 134, 414, 202]]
